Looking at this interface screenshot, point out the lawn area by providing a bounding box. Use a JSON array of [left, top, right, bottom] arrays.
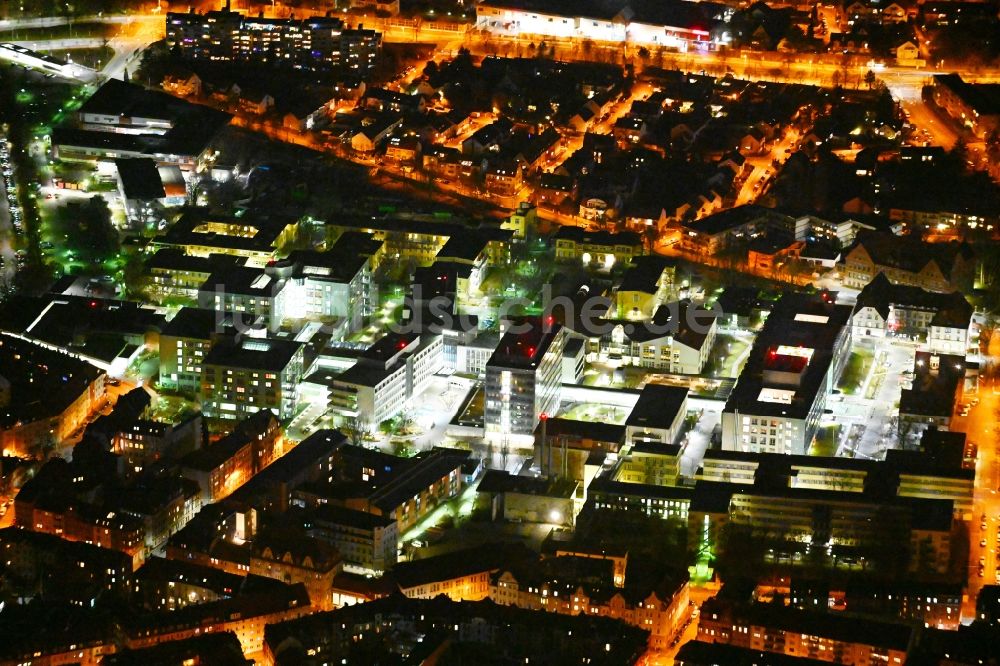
[[837, 348, 874, 395], [707, 333, 751, 378], [809, 424, 841, 457]]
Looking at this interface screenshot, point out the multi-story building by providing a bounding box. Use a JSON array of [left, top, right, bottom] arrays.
[[261, 592, 650, 665], [250, 526, 344, 611], [614, 442, 682, 486], [553, 226, 642, 269], [200, 337, 305, 422], [123, 583, 312, 656], [294, 446, 469, 536], [624, 383, 689, 448], [698, 599, 913, 665], [14, 460, 148, 569], [159, 307, 233, 395], [328, 332, 443, 431], [586, 477, 694, 522], [841, 231, 974, 292], [490, 554, 690, 650], [852, 272, 972, 354], [281, 242, 379, 332], [232, 428, 346, 514], [305, 504, 398, 573], [112, 412, 204, 469], [475, 0, 715, 48], [689, 479, 956, 577], [198, 265, 288, 333], [721, 293, 852, 455], [679, 205, 781, 256], [0, 333, 106, 457], [324, 218, 511, 271], [155, 211, 294, 268], [485, 319, 567, 442], [598, 301, 718, 374], [931, 73, 1000, 140], [0, 527, 134, 605], [699, 442, 974, 520], [177, 414, 267, 502], [146, 250, 243, 304], [614, 257, 676, 320], [165, 9, 381, 73]]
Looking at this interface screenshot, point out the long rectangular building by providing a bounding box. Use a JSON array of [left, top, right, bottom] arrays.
[[721, 293, 852, 455]]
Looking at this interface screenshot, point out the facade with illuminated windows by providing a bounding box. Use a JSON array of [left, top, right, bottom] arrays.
[[721, 293, 852, 455], [485, 319, 567, 442], [489, 554, 691, 650], [328, 333, 443, 432], [165, 9, 381, 73], [553, 226, 642, 269], [200, 337, 305, 423], [698, 598, 912, 665]]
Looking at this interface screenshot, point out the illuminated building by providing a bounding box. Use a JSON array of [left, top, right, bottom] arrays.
[[475, 470, 579, 526], [841, 231, 974, 292], [250, 526, 343, 611], [292, 445, 469, 535], [231, 429, 346, 514], [585, 477, 693, 523], [327, 332, 442, 432], [532, 417, 625, 481], [0, 527, 134, 606], [178, 411, 282, 502], [200, 337, 305, 422], [279, 233, 382, 332], [614, 257, 676, 320], [698, 599, 912, 665], [489, 554, 690, 650], [132, 556, 252, 612], [197, 265, 289, 333], [159, 307, 234, 395], [112, 412, 204, 469], [262, 594, 649, 665], [931, 73, 1000, 141], [614, 442, 682, 486], [52, 79, 231, 169], [898, 351, 966, 433], [624, 384, 688, 448], [721, 293, 852, 455], [164, 501, 257, 576], [0, 333, 106, 458], [679, 204, 780, 256], [303, 504, 398, 573], [484, 160, 522, 197], [323, 217, 512, 270], [485, 318, 567, 442], [155, 211, 295, 268], [146, 250, 243, 304], [851, 272, 972, 353], [165, 9, 381, 74], [392, 542, 535, 601], [553, 226, 642, 269], [599, 301, 718, 374], [123, 582, 312, 656]]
